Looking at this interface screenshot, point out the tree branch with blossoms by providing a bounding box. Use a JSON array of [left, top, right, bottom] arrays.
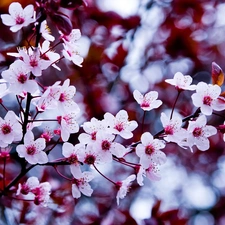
[[0, 2, 225, 223]]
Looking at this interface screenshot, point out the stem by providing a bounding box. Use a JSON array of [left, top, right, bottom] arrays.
[[54, 166, 72, 181], [0, 102, 8, 112], [22, 92, 32, 137], [130, 107, 201, 148], [113, 156, 137, 168], [40, 40, 63, 58], [93, 164, 117, 185], [0, 165, 35, 197], [170, 91, 181, 120], [28, 119, 58, 122]]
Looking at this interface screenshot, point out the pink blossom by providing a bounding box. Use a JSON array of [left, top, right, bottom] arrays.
[[62, 142, 83, 178], [160, 112, 187, 146], [116, 174, 136, 205], [93, 131, 127, 163], [17, 176, 51, 206], [0, 111, 22, 147], [32, 81, 61, 111], [57, 111, 80, 141], [16, 131, 48, 164], [136, 163, 161, 185], [72, 172, 94, 198], [19, 47, 51, 77], [133, 90, 162, 111], [58, 79, 80, 113], [61, 29, 81, 43], [136, 132, 166, 168], [165, 72, 196, 91], [31, 182, 51, 206], [103, 110, 138, 139], [78, 117, 107, 144], [1, 60, 38, 95], [40, 20, 55, 42], [145, 163, 162, 181], [17, 176, 39, 195], [186, 115, 217, 151], [78, 144, 103, 165], [0, 2, 35, 32], [39, 40, 60, 70], [191, 82, 225, 115]]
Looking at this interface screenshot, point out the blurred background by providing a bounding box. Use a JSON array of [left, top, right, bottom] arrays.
[[1, 0, 225, 224]]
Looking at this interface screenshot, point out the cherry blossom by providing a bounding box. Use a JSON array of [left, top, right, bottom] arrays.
[[191, 82, 225, 115], [32, 81, 61, 111], [145, 163, 161, 181], [136, 132, 166, 168], [40, 20, 55, 42], [31, 181, 51, 206], [160, 112, 187, 146], [186, 115, 217, 151], [17, 176, 51, 206], [133, 90, 162, 111], [92, 131, 127, 162], [136, 163, 161, 185], [103, 110, 138, 139], [0, 111, 22, 147], [116, 174, 136, 205], [58, 79, 80, 113], [57, 111, 80, 141], [61, 29, 83, 67], [78, 117, 107, 144], [62, 142, 83, 178], [0, 2, 35, 32], [78, 144, 103, 165], [72, 172, 94, 198], [19, 47, 51, 77], [16, 131, 48, 164], [17, 176, 39, 195], [62, 42, 83, 67], [39, 40, 60, 70], [1, 60, 38, 95], [61, 29, 81, 44], [165, 72, 196, 91]]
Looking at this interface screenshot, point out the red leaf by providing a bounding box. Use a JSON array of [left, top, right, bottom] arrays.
[[51, 12, 72, 35], [212, 62, 224, 86]]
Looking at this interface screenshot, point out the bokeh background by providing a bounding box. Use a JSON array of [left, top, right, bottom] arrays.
[[1, 0, 225, 224]]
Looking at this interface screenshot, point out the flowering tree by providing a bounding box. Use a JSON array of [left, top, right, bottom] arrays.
[[1, 0, 225, 224]]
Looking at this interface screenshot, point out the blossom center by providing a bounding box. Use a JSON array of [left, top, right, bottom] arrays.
[[26, 145, 36, 155], [1, 124, 12, 134], [59, 93, 66, 102], [141, 100, 150, 108], [193, 127, 202, 137], [30, 58, 38, 67], [114, 122, 124, 132], [164, 125, 174, 135], [101, 140, 111, 151], [91, 132, 97, 140], [203, 96, 212, 106], [16, 16, 25, 25], [84, 155, 96, 164], [17, 73, 27, 84], [145, 145, 154, 155], [68, 154, 78, 164]]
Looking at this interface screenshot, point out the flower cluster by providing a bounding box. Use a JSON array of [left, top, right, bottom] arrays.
[[0, 1, 225, 210]]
